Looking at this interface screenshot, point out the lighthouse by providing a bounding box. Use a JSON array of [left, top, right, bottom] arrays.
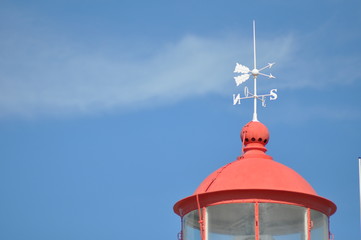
[[173, 22, 336, 240]]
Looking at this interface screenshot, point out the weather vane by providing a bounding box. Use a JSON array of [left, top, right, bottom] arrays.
[[233, 20, 278, 121]]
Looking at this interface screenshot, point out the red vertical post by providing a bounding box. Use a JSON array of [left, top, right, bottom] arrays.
[[255, 202, 259, 240], [202, 207, 207, 240], [307, 208, 311, 240]]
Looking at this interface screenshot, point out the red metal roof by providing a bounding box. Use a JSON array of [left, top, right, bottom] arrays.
[[174, 121, 336, 216], [195, 121, 316, 195], [194, 156, 317, 195]]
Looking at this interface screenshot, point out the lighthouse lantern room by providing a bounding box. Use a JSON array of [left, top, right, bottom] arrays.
[[173, 22, 336, 240]]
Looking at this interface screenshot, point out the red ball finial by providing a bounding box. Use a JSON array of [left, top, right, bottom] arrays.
[[241, 121, 270, 154], [241, 121, 269, 145]]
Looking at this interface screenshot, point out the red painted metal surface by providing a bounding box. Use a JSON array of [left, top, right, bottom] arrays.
[[255, 202, 259, 240], [174, 121, 336, 217], [307, 208, 311, 240], [194, 156, 317, 195]]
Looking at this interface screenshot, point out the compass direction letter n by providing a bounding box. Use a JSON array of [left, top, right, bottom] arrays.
[[233, 94, 241, 105]]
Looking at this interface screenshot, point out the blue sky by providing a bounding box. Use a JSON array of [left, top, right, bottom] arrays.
[[0, 0, 360, 239]]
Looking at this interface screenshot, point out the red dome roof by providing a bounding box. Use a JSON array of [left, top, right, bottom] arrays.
[[174, 121, 336, 217], [194, 157, 317, 195], [194, 121, 316, 195]]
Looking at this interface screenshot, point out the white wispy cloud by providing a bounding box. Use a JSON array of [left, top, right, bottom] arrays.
[[0, 11, 359, 118], [0, 28, 294, 117]]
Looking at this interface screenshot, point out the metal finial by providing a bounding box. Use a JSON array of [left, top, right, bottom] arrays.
[[233, 21, 278, 121]]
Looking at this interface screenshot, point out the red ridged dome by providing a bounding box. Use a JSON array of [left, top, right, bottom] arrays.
[[173, 121, 336, 217], [194, 157, 317, 195], [194, 121, 316, 195]]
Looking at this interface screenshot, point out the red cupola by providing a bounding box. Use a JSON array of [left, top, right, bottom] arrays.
[[193, 121, 319, 196], [173, 21, 336, 240], [173, 120, 336, 240]]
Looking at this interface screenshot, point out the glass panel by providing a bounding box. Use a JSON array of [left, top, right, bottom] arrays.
[[207, 203, 255, 240], [182, 203, 328, 240], [310, 209, 328, 240], [259, 203, 307, 240], [183, 210, 201, 240]]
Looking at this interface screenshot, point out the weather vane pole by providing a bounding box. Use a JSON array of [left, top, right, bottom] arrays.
[[233, 20, 278, 121]]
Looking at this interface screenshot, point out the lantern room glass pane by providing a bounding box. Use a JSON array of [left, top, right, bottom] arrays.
[[207, 203, 255, 240], [182, 203, 330, 240], [259, 203, 307, 240], [310, 209, 328, 240], [183, 210, 201, 240]]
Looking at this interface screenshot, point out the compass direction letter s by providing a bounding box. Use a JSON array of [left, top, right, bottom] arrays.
[[270, 89, 278, 100]]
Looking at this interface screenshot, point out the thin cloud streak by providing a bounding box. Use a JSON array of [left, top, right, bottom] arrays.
[[0, 31, 294, 117], [0, 21, 359, 118]]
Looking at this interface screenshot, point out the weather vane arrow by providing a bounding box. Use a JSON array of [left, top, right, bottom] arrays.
[[233, 21, 278, 121]]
